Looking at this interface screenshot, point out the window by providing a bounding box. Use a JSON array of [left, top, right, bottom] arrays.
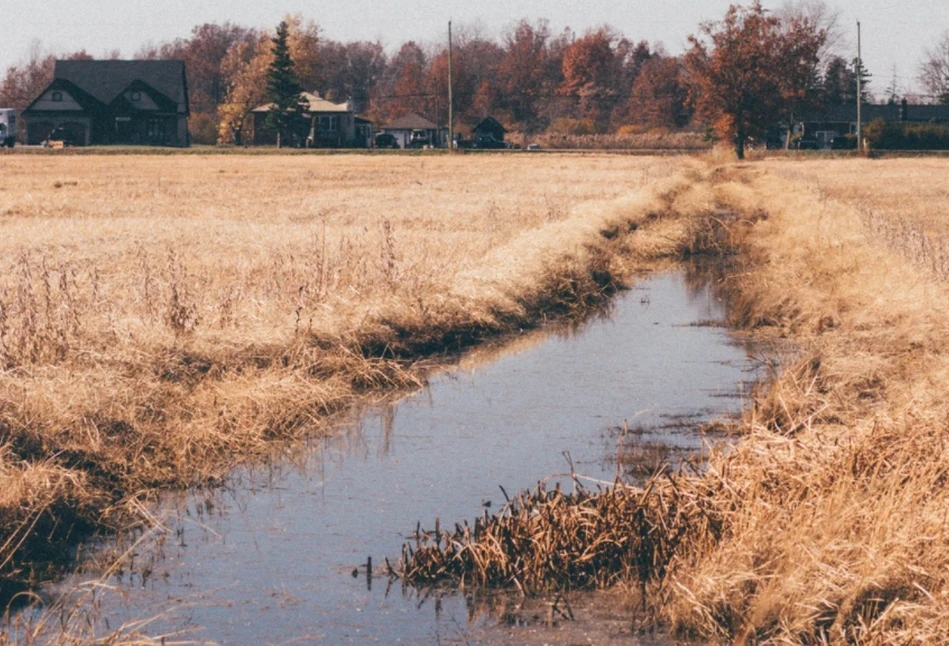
[[51, 91, 63, 102], [318, 115, 338, 131], [146, 118, 166, 140], [130, 91, 141, 102]]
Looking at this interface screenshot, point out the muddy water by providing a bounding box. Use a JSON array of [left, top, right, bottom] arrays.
[[36, 268, 760, 644]]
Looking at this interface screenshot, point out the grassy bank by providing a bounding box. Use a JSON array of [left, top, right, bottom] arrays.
[[0, 154, 701, 605], [403, 157, 949, 644]]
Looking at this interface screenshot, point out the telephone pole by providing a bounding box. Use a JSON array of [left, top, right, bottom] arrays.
[[856, 20, 862, 151], [447, 20, 454, 152]]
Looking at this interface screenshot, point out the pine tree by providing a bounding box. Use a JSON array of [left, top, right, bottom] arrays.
[[265, 21, 307, 147]]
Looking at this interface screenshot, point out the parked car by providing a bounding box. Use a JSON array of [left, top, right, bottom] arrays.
[[374, 133, 400, 149], [796, 137, 819, 150], [46, 126, 77, 147], [470, 136, 507, 149], [526, 143, 541, 151]]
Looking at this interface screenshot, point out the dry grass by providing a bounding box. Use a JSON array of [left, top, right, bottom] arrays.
[[0, 153, 702, 604], [401, 157, 949, 644]]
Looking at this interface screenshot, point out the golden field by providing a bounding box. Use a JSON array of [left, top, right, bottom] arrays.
[[7, 151, 949, 645], [0, 153, 696, 603]]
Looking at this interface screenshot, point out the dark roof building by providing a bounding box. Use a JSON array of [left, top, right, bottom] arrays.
[[787, 100, 949, 149], [473, 116, 507, 142], [22, 60, 190, 146]]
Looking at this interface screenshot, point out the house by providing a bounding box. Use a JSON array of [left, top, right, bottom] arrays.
[[472, 116, 507, 143], [379, 113, 446, 148], [771, 100, 949, 149], [22, 60, 189, 146], [251, 92, 369, 147]]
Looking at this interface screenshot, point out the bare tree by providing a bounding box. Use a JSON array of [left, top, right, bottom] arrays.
[[920, 31, 949, 104]]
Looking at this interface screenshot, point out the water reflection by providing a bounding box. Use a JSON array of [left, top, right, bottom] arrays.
[[21, 267, 760, 645]]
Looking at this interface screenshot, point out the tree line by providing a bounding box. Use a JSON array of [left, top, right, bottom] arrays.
[[3, 2, 949, 157]]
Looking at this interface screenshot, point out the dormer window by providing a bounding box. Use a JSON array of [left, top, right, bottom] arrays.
[[130, 91, 141, 102], [51, 91, 63, 102]]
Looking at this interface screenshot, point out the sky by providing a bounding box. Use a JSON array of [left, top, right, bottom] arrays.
[[3, 0, 948, 97]]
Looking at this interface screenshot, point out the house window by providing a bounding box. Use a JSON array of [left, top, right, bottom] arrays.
[[146, 118, 166, 140], [318, 115, 338, 131], [130, 91, 141, 102], [51, 91, 63, 102]]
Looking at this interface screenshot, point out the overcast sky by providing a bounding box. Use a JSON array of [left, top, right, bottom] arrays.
[[4, 0, 948, 97]]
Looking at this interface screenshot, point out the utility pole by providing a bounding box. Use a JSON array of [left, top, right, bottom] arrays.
[[447, 20, 454, 152], [856, 20, 862, 151]]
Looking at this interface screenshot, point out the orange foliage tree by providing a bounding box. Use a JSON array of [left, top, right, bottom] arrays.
[[686, 1, 826, 158]]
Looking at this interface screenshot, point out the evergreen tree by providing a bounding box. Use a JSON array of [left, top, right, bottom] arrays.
[[266, 21, 307, 147]]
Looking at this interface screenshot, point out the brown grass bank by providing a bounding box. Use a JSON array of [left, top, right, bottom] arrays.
[[403, 158, 949, 644], [0, 154, 704, 605]]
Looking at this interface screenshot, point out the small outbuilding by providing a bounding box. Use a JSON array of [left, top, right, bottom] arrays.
[[379, 113, 446, 148], [472, 116, 507, 143]]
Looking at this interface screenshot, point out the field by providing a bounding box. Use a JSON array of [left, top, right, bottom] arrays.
[[5, 151, 949, 644], [402, 155, 949, 644], [0, 153, 699, 606]]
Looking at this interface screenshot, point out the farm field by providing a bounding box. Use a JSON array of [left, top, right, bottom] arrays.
[[5, 152, 949, 644], [0, 153, 698, 607]]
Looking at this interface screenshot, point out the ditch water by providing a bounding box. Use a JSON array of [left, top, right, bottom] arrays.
[[27, 266, 763, 645]]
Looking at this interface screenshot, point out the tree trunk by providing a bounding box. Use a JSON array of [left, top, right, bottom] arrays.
[[735, 125, 746, 160]]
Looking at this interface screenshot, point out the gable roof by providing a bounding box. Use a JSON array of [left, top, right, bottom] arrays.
[[23, 77, 105, 114], [474, 116, 507, 134], [53, 60, 189, 115], [382, 113, 440, 130], [252, 92, 351, 114]]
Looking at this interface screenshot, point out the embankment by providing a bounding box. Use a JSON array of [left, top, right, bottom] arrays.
[[404, 160, 949, 644], [0, 159, 710, 605]]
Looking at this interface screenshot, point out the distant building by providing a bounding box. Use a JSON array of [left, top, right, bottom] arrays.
[[472, 116, 507, 143], [379, 113, 446, 148], [251, 92, 369, 147], [22, 60, 190, 146], [771, 100, 949, 149]]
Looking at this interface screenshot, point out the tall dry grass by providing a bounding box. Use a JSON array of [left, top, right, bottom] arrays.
[[0, 153, 699, 604], [401, 157, 949, 644]]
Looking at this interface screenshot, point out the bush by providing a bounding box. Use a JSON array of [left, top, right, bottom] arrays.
[[865, 118, 949, 150]]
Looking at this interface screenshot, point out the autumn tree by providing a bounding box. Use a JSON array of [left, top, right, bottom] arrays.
[[920, 31, 949, 104], [218, 34, 271, 144], [559, 29, 622, 131], [686, 1, 826, 159], [496, 20, 551, 130], [266, 21, 308, 147], [377, 41, 429, 121], [627, 54, 693, 130]]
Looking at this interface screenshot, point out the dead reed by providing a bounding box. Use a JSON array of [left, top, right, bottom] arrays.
[[0, 154, 699, 608], [401, 157, 949, 644]]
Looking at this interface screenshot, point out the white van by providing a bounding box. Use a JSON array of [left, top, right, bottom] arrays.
[[0, 109, 16, 147]]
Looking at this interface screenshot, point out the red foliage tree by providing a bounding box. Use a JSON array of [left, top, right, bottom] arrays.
[[685, 1, 826, 159]]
